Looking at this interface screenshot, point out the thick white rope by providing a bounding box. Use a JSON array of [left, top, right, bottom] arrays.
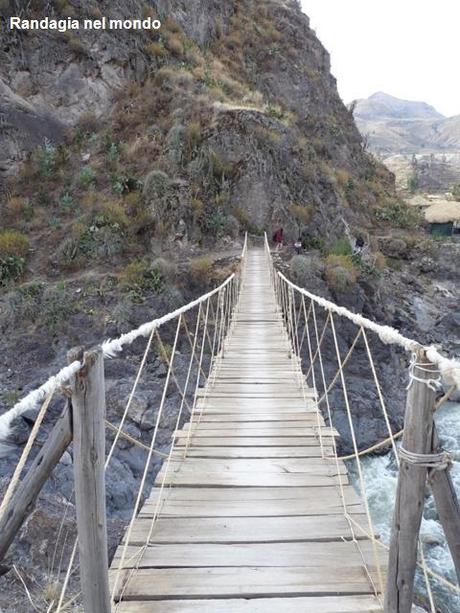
[[278, 271, 460, 389], [0, 274, 236, 437]]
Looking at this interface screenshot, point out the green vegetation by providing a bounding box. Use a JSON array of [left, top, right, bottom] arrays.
[[324, 254, 359, 293], [374, 201, 420, 228], [452, 184, 460, 201], [118, 260, 164, 301], [328, 237, 352, 257], [0, 230, 29, 286], [79, 166, 97, 188], [38, 139, 57, 178], [408, 172, 420, 193]]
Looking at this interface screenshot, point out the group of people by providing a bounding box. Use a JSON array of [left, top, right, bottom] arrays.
[[272, 228, 302, 254], [272, 227, 366, 256]]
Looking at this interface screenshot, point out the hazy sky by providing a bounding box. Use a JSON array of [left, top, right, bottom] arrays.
[[301, 0, 460, 117]]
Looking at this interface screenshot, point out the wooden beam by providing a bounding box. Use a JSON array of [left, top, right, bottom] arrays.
[[71, 347, 111, 613], [385, 348, 437, 613], [430, 426, 460, 583], [0, 403, 72, 562]]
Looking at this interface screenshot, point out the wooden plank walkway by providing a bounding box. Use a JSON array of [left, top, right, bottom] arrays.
[[111, 248, 385, 612]]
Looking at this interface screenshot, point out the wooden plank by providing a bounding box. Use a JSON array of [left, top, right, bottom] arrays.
[[183, 419, 326, 429], [176, 427, 337, 438], [145, 485, 361, 503], [114, 595, 383, 612], [174, 437, 333, 447], [196, 414, 322, 422], [140, 498, 362, 518], [113, 541, 385, 569], [158, 457, 347, 474], [154, 471, 348, 488], [112, 566, 380, 599], [430, 426, 460, 582], [124, 514, 371, 545], [171, 447, 332, 458], [199, 406, 317, 414]]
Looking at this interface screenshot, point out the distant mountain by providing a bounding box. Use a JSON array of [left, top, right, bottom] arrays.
[[353, 92, 460, 156], [352, 93, 460, 191], [354, 91, 444, 121]]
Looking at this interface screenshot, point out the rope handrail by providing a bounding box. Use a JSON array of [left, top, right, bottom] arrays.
[[276, 271, 460, 390], [0, 272, 237, 436], [264, 232, 460, 608]]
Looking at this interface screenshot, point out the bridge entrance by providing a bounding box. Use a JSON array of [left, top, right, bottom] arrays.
[[110, 248, 385, 611]]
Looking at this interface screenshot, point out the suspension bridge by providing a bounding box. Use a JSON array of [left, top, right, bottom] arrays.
[[0, 235, 459, 612]]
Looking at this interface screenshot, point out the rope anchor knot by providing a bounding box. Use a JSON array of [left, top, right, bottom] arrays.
[[406, 353, 442, 392]]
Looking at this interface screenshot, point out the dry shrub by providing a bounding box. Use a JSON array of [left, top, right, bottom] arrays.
[[76, 112, 98, 134], [118, 260, 149, 288], [67, 35, 86, 56], [324, 255, 359, 293], [185, 121, 202, 151], [290, 203, 313, 225], [143, 3, 157, 19], [164, 33, 184, 56], [145, 41, 167, 58], [189, 257, 213, 286], [152, 257, 176, 281], [374, 251, 387, 270], [190, 197, 204, 217], [5, 197, 26, 221], [88, 6, 102, 19], [99, 200, 130, 228], [336, 168, 351, 188], [0, 229, 29, 257], [163, 17, 182, 34], [225, 32, 244, 51]]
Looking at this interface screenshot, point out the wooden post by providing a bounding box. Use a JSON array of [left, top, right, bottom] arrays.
[[385, 348, 437, 613], [0, 403, 73, 562], [70, 347, 111, 613], [430, 426, 460, 583]]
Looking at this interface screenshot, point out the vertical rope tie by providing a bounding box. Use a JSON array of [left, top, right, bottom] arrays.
[[398, 447, 453, 472]]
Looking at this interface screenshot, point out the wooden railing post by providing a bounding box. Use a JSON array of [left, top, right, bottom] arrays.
[[385, 348, 437, 612], [430, 426, 460, 582], [70, 347, 111, 613]]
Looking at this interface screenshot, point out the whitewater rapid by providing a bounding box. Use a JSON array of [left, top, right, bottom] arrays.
[[349, 402, 460, 611]]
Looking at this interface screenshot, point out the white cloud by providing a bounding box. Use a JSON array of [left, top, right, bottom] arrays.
[[300, 0, 460, 117]]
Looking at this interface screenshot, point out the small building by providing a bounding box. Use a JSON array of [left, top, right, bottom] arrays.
[[424, 201, 460, 237]]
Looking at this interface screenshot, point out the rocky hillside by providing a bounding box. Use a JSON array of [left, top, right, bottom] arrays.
[[0, 1, 459, 610]]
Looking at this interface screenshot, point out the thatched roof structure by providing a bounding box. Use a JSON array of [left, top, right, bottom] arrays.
[[424, 200, 460, 223]]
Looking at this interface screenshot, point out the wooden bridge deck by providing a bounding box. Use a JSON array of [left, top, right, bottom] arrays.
[[111, 249, 385, 612]]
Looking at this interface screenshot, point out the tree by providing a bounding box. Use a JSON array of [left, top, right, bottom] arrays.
[[452, 184, 460, 201]]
